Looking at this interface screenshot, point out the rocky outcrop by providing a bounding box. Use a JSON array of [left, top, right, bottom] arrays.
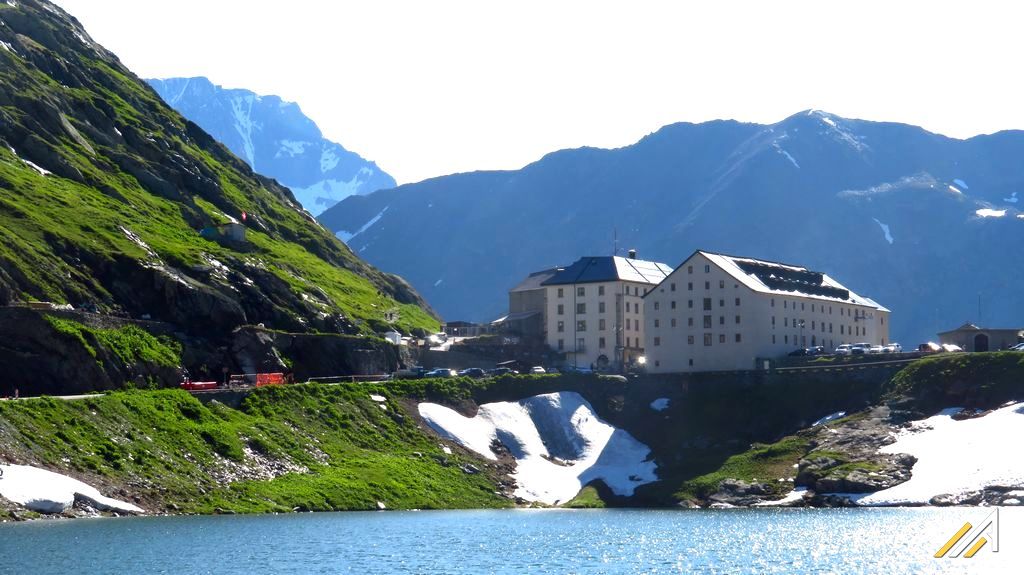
[[708, 479, 775, 507], [232, 326, 401, 380]]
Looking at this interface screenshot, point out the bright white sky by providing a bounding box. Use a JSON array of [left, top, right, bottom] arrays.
[[54, 0, 1024, 184]]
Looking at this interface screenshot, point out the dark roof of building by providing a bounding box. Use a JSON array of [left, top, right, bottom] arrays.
[[937, 323, 1023, 335], [540, 256, 672, 287], [510, 268, 560, 292]]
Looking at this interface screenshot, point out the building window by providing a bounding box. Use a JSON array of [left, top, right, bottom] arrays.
[[599, 319, 606, 331], [705, 264, 710, 273], [671, 283, 676, 292], [598, 285, 605, 296], [735, 297, 741, 306], [785, 318, 789, 327], [719, 280, 725, 289], [705, 281, 710, 290], [654, 301, 660, 311], [578, 338, 585, 350], [772, 316, 776, 326], [599, 337, 606, 348], [671, 318, 677, 327], [558, 339, 564, 350], [557, 288, 564, 298], [801, 302, 805, 311], [735, 315, 741, 324], [557, 304, 564, 315], [688, 282, 693, 291], [784, 301, 788, 309], [557, 321, 564, 333], [577, 320, 586, 332], [704, 333, 712, 346], [735, 333, 742, 343], [688, 265, 693, 274], [671, 301, 677, 310], [784, 335, 788, 344], [719, 299, 724, 308], [719, 316, 725, 325], [881, 316, 885, 325], [654, 319, 660, 328], [577, 286, 585, 297], [654, 337, 661, 347], [655, 360, 660, 368], [703, 298, 712, 311], [771, 299, 775, 307], [688, 335, 695, 344], [719, 334, 726, 343], [688, 300, 693, 309], [688, 359, 694, 367], [840, 325, 844, 335], [599, 301, 606, 314], [688, 317, 694, 327], [829, 323, 833, 333], [577, 302, 586, 314], [812, 321, 816, 330], [811, 304, 816, 313], [704, 315, 712, 328], [772, 334, 776, 344]]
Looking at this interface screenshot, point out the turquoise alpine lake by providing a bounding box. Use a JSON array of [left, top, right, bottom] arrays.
[[1, 508, 1019, 573]]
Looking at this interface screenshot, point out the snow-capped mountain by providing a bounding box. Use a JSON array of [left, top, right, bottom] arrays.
[[148, 77, 395, 215], [319, 110, 1024, 344]]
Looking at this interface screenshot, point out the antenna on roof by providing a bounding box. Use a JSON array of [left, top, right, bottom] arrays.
[[613, 227, 619, 256]]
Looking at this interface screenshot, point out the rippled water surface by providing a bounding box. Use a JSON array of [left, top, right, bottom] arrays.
[[1, 508, 1019, 573]]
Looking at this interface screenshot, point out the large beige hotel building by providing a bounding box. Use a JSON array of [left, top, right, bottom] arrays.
[[643, 250, 890, 373]]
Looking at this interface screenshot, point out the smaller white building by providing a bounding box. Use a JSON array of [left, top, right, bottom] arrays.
[[644, 250, 891, 373], [541, 252, 672, 371]]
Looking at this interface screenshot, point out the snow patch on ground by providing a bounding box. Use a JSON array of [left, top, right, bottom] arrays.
[[0, 464, 143, 514], [953, 178, 969, 189], [1005, 192, 1019, 204], [754, 487, 808, 506], [418, 392, 658, 505], [335, 205, 388, 243], [976, 208, 1006, 218], [812, 411, 847, 426], [320, 146, 341, 173], [275, 140, 311, 158], [230, 95, 259, 170], [948, 185, 962, 194], [809, 110, 868, 152], [21, 157, 51, 176], [836, 403, 1024, 506], [650, 398, 670, 411], [0, 40, 13, 53], [288, 174, 369, 216], [872, 219, 893, 244], [771, 140, 800, 169]]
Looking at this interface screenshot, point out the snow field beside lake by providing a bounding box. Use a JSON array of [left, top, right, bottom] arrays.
[[0, 464, 143, 514], [418, 392, 657, 505], [843, 402, 1024, 505]]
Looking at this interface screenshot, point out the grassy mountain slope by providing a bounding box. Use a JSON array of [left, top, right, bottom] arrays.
[[0, 0, 436, 336]]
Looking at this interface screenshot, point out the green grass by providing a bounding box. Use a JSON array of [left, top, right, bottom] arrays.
[[0, 19, 437, 336], [0, 385, 508, 513], [672, 436, 810, 502], [563, 486, 607, 508], [44, 316, 181, 368], [884, 352, 1024, 412]]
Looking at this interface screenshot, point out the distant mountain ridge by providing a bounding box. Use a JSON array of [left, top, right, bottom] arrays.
[[148, 77, 395, 215], [319, 110, 1024, 344]]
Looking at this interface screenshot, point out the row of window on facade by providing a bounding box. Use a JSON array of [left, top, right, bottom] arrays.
[[651, 333, 745, 347], [770, 316, 868, 337], [557, 336, 639, 350], [556, 285, 647, 298], [556, 300, 643, 315], [556, 318, 640, 332], [769, 298, 880, 323]]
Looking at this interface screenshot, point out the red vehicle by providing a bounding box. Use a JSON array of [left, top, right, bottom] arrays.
[[180, 380, 218, 391]]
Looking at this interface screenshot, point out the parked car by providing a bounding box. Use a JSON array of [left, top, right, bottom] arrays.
[[392, 366, 427, 379], [940, 343, 963, 353], [1010, 343, 1024, 351], [869, 345, 885, 354], [424, 368, 456, 378], [807, 346, 827, 356], [457, 367, 486, 379], [850, 343, 872, 355], [834, 344, 853, 356], [882, 343, 903, 353], [530, 366, 547, 374], [918, 342, 942, 353], [788, 348, 810, 357]]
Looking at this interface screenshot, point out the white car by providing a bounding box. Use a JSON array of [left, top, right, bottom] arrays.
[[1010, 343, 1024, 351], [530, 366, 546, 374], [869, 345, 885, 354], [834, 344, 853, 356], [850, 343, 873, 355]]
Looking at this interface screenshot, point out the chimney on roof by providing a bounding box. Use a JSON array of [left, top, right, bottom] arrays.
[[627, 249, 637, 259]]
